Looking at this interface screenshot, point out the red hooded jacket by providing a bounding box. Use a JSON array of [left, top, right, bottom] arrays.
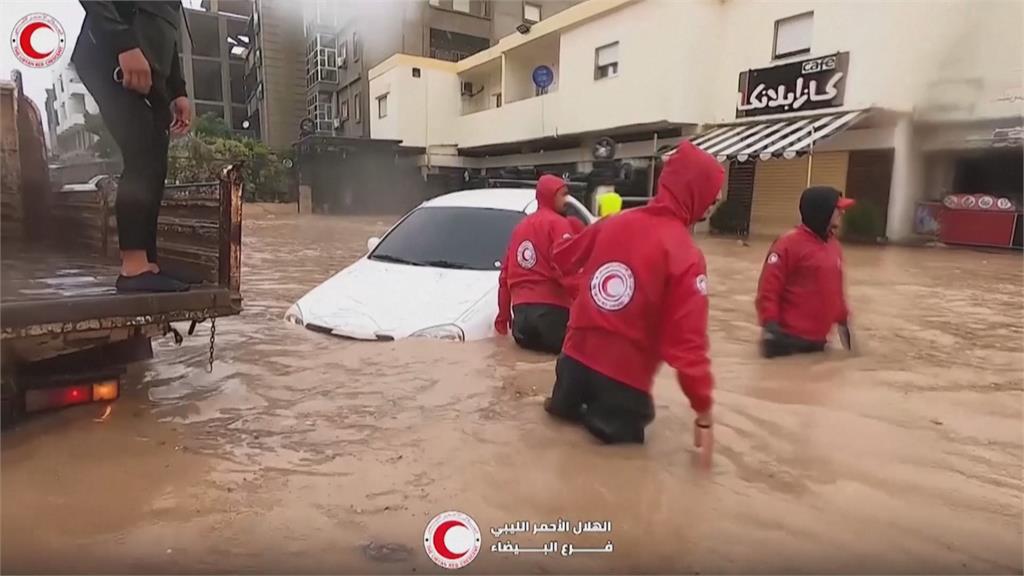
[[496, 175, 580, 330], [550, 143, 724, 413], [756, 225, 850, 342]]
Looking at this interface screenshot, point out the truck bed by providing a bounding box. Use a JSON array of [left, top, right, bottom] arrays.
[[1, 247, 238, 337]]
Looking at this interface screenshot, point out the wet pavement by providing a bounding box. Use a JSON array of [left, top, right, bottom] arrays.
[[3, 204, 1022, 574]]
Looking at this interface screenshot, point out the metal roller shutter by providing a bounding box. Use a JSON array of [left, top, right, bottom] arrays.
[[750, 157, 807, 236], [808, 151, 850, 193], [750, 152, 850, 237], [727, 161, 756, 235]]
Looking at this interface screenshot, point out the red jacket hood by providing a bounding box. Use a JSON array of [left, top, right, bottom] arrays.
[[536, 174, 565, 211], [649, 142, 724, 226]]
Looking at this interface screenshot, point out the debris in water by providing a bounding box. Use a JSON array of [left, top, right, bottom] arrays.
[[94, 405, 112, 423], [363, 541, 411, 563]]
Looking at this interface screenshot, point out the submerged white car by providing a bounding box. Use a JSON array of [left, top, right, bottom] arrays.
[[285, 188, 596, 341]]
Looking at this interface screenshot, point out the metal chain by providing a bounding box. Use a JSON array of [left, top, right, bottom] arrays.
[[208, 318, 217, 373]]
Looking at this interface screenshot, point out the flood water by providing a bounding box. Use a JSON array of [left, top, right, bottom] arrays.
[[3, 204, 1022, 574]]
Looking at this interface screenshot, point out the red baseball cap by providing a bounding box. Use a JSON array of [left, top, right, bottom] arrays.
[[837, 197, 856, 210]]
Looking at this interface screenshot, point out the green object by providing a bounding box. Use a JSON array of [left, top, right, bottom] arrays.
[[841, 200, 885, 241]]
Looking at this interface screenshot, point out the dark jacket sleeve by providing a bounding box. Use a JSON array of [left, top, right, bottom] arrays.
[[79, 1, 139, 56], [167, 42, 187, 100]]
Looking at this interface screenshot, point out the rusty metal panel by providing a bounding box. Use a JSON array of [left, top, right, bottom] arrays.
[[219, 164, 244, 293]]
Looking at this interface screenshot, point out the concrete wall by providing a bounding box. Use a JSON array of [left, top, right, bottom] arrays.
[[371, 0, 1022, 151], [370, 56, 461, 148], [257, 0, 306, 149], [709, 0, 1024, 123], [460, 59, 502, 114], [504, 34, 560, 103]]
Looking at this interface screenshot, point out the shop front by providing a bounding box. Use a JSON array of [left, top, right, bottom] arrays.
[[692, 51, 894, 239], [919, 121, 1023, 249]]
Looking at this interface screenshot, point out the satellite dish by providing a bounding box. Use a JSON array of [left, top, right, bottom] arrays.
[[299, 117, 315, 135], [592, 137, 616, 161], [283, 158, 294, 168], [241, 119, 251, 129]]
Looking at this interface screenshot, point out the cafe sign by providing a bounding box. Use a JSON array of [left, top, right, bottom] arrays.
[[736, 52, 850, 118]]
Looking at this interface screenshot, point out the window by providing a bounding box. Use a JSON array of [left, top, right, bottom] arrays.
[[340, 97, 350, 121], [369, 207, 525, 271], [354, 92, 362, 123], [429, 0, 440, 5], [193, 59, 224, 101], [453, 0, 470, 12], [773, 12, 813, 59], [523, 2, 541, 23], [353, 32, 360, 61], [191, 13, 221, 58], [493, 92, 502, 108], [377, 93, 388, 118], [594, 42, 619, 80], [412, 67, 422, 78], [339, 40, 348, 66]]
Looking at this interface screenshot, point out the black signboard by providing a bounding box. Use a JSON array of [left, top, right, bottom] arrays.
[[736, 52, 850, 118]]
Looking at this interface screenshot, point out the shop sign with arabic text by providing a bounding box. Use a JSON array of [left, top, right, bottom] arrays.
[[736, 52, 850, 118]]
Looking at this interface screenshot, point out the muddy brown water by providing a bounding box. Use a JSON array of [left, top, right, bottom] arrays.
[[3, 205, 1022, 574]]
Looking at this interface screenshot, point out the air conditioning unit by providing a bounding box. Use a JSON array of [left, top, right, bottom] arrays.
[[461, 81, 474, 97]]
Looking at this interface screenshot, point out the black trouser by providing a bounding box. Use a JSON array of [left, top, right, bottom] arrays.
[[761, 330, 827, 358], [512, 304, 569, 355], [545, 354, 655, 444], [74, 28, 171, 264]]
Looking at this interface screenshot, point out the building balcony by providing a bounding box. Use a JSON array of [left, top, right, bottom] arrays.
[[457, 91, 560, 149]]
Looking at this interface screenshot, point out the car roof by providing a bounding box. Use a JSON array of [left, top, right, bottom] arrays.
[[420, 188, 536, 213]]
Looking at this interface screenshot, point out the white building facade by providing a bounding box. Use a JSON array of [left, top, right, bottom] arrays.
[[369, 0, 1023, 241], [50, 66, 100, 160]]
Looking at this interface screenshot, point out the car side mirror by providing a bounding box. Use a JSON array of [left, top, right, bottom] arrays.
[[367, 237, 381, 252]]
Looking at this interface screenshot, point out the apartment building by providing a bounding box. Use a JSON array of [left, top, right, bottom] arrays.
[[243, 0, 306, 149], [369, 0, 1023, 241], [47, 66, 99, 160], [177, 0, 254, 136], [301, 0, 583, 138]]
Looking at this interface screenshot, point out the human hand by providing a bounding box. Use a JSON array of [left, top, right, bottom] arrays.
[[170, 97, 192, 135], [693, 410, 713, 467], [494, 315, 510, 336], [838, 323, 853, 351], [117, 48, 152, 95]]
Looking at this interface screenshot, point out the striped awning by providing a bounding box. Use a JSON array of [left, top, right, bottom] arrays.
[[689, 110, 867, 162]]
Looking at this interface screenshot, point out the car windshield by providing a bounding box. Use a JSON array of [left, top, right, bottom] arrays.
[[369, 206, 525, 271]]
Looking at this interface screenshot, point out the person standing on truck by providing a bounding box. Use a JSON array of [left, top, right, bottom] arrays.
[[495, 175, 583, 354], [756, 186, 855, 358], [544, 142, 722, 449], [72, 1, 192, 293]]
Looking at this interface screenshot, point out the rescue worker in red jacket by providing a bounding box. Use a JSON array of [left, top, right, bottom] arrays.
[[495, 175, 583, 354], [756, 186, 855, 358], [544, 142, 723, 446]]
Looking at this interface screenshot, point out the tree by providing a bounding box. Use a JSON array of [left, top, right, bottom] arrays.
[[193, 113, 236, 140], [83, 111, 118, 159]]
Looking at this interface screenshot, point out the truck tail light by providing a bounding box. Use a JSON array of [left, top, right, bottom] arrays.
[[24, 378, 120, 413]]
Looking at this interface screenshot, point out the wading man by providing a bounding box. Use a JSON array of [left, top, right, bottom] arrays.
[[756, 186, 855, 358], [495, 175, 583, 354], [73, 1, 192, 292], [544, 142, 722, 449]]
